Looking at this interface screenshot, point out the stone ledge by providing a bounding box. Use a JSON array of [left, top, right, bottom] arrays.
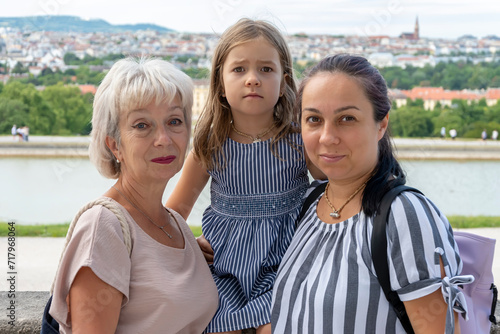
[[0, 291, 499, 333], [0, 291, 49, 334]]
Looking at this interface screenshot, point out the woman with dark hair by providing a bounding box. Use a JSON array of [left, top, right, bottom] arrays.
[[271, 54, 470, 333]]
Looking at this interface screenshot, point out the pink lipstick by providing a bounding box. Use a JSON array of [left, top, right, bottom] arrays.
[[151, 156, 176, 164]]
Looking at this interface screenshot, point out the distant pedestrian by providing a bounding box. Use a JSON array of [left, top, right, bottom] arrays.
[[492, 130, 498, 140], [22, 126, 29, 142], [482, 129, 487, 141], [16, 127, 25, 141], [450, 128, 457, 140], [11, 124, 17, 140], [440, 126, 446, 139]]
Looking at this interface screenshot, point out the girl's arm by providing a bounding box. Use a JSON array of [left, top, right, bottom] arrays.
[[166, 150, 210, 220], [69, 267, 123, 334], [403, 260, 460, 334]]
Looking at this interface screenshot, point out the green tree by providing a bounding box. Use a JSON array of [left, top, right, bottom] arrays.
[[41, 67, 54, 76], [389, 106, 433, 137], [64, 68, 77, 76], [102, 53, 125, 62], [0, 98, 29, 134], [41, 83, 92, 135], [74, 66, 105, 85], [467, 67, 489, 89], [0, 81, 56, 134], [176, 55, 198, 63], [391, 100, 398, 110], [407, 98, 425, 108], [451, 100, 486, 135], [182, 67, 210, 79], [442, 65, 466, 90], [411, 70, 427, 86], [293, 61, 317, 79], [83, 54, 102, 65], [485, 102, 500, 123], [491, 76, 500, 88], [63, 53, 82, 65], [377, 60, 500, 89], [12, 62, 28, 74], [433, 109, 465, 137]]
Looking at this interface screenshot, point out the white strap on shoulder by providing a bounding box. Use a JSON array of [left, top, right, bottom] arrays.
[[50, 198, 132, 294]]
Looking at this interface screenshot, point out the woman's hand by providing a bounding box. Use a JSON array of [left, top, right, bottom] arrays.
[[69, 266, 123, 334], [196, 235, 214, 264]]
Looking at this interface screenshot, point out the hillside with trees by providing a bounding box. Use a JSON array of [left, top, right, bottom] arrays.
[[0, 16, 173, 33], [378, 60, 500, 90]]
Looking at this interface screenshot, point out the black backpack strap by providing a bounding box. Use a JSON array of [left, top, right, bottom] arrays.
[[490, 283, 498, 324], [296, 181, 327, 228], [371, 185, 423, 334]]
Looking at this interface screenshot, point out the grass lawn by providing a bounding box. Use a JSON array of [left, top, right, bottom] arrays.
[[0, 216, 498, 237], [0, 222, 203, 237]]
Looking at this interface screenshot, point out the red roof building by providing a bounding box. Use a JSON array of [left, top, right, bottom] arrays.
[[485, 88, 500, 106], [392, 87, 498, 110], [78, 85, 97, 95]]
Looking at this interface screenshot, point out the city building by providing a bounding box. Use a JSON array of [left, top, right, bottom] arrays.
[[193, 79, 209, 119], [391, 87, 500, 110], [400, 16, 420, 40]]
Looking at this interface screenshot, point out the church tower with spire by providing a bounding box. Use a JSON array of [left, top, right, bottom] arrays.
[[399, 16, 421, 40], [414, 16, 420, 39]]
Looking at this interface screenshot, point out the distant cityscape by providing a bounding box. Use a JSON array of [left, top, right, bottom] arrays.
[[0, 15, 499, 117]]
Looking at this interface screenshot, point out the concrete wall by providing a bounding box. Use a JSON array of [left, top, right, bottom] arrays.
[[1, 291, 49, 334]]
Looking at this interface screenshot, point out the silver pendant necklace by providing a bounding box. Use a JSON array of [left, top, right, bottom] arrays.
[[231, 121, 274, 143], [112, 185, 173, 239], [324, 181, 367, 219]]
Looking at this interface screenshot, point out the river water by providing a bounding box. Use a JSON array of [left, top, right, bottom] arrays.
[[1, 157, 499, 225]]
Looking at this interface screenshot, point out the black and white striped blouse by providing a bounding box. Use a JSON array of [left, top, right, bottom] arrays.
[[271, 188, 465, 334]]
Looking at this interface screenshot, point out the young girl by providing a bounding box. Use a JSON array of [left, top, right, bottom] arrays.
[[166, 19, 310, 334]]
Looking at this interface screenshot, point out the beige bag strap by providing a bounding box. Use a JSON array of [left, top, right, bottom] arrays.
[[50, 198, 132, 294]]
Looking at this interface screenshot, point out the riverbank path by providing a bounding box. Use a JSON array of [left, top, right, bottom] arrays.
[[2, 135, 500, 159]]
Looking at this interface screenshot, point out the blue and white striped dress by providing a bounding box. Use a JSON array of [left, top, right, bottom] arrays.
[[202, 133, 309, 333], [271, 187, 469, 334]]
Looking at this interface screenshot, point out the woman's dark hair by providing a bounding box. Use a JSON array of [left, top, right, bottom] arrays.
[[296, 54, 405, 216]]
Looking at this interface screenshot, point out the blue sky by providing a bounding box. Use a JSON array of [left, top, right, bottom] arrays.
[[2, 0, 499, 39]]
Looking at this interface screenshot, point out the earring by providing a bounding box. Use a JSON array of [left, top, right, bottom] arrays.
[[117, 159, 120, 163]]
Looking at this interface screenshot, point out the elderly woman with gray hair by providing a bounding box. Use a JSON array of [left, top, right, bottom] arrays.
[[47, 57, 218, 333]]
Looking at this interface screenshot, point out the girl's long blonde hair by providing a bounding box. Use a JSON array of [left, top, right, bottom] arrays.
[[193, 18, 299, 170]]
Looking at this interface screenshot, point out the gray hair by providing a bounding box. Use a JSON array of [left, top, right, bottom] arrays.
[[89, 57, 193, 179]]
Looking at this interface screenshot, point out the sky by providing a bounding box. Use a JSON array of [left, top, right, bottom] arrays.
[[1, 0, 499, 39]]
